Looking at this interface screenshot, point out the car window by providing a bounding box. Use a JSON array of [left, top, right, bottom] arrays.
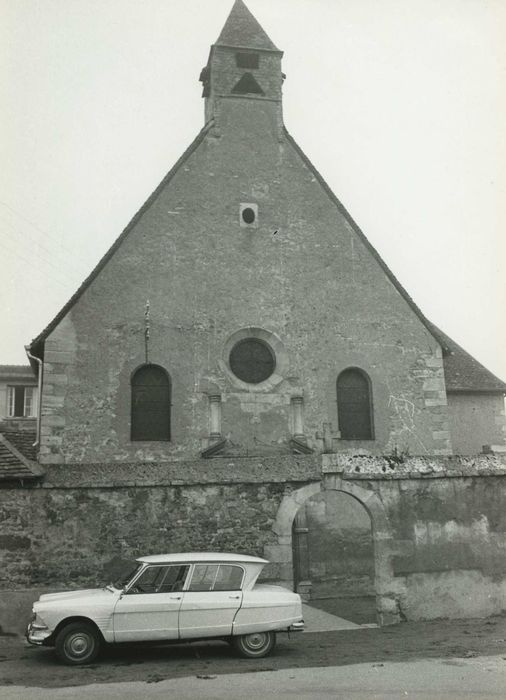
[[188, 564, 243, 592], [188, 564, 218, 591], [158, 565, 190, 592], [130, 565, 189, 594], [214, 565, 243, 591]]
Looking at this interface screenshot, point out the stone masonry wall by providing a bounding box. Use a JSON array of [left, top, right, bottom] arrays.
[[0, 456, 320, 590], [2, 454, 506, 630]]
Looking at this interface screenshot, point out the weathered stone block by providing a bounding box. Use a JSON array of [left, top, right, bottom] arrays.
[[432, 431, 450, 441], [423, 378, 446, 391], [424, 398, 447, 407], [41, 415, 65, 428], [44, 351, 73, 364]]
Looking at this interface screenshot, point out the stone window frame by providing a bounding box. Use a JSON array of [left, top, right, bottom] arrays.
[[221, 327, 288, 392]]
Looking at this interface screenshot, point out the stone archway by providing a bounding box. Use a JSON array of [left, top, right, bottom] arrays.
[[266, 477, 400, 625]]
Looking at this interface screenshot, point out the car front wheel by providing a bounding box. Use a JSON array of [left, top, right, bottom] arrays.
[[232, 631, 276, 658], [55, 622, 101, 665]]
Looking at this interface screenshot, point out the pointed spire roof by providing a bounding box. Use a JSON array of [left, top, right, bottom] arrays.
[[216, 0, 279, 51]]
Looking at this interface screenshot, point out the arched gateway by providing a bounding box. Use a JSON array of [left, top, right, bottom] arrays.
[[267, 476, 400, 626]]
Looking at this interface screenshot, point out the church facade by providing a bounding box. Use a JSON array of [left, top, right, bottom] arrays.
[[27, 1, 506, 466]]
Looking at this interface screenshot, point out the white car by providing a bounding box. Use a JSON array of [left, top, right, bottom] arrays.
[[26, 552, 304, 665]]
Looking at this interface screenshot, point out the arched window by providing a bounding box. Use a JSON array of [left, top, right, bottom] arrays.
[[336, 368, 373, 440], [131, 365, 171, 441]]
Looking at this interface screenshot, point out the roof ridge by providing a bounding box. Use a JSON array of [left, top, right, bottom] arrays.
[[29, 120, 215, 355], [282, 126, 449, 353]]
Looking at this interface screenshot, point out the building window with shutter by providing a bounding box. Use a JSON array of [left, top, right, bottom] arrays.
[[131, 365, 171, 441], [336, 368, 373, 440]]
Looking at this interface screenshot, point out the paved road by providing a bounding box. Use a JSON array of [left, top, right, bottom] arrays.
[[1, 655, 506, 699]]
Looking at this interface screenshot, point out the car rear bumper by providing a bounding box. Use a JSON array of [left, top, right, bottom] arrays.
[[288, 620, 305, 632]]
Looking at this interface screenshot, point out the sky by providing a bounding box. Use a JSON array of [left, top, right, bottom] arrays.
[[1, 0, 505, 383]]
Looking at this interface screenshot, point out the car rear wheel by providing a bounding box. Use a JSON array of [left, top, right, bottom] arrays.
[[55, 622, 101, 665], [232, 631, 276, 658]]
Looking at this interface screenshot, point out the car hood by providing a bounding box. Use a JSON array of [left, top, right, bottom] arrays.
[[36, 588, 119, 606]]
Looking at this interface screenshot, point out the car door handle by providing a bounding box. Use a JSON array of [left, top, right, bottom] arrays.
[[229, 595, 240, 599], [169, 596, 182, 600]]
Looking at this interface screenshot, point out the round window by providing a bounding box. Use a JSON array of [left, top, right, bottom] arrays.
[[229, 338, 275, 384]]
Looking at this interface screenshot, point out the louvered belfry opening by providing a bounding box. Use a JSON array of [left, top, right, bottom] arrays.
[[231, 72, 264, 95], [337, 368, 373, 440], [131, 365, 171, 441]]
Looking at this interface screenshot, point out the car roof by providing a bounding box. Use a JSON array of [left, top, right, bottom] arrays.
[[136, 552, 268, 565]]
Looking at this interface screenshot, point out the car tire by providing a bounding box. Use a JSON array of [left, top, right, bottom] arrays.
[[232, 631, 276, 658], [55, 622, 101, 665]]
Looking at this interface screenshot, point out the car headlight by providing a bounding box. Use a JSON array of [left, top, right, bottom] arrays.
[[30, 611, 48, 630]]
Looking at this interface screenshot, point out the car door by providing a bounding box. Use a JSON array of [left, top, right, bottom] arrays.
[[113, 564, 189, 642], [179, 563, 244, 639]]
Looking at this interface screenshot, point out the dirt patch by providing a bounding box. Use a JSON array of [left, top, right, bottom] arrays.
[[1, 616, 506, 689]]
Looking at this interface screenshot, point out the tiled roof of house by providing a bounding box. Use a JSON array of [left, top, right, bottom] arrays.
[[216, 0, 279, 51], [431, 326, 506, 393], [2, 430, 38, 460], [0, 364, 35, 380], [0, 432, 43, 481]]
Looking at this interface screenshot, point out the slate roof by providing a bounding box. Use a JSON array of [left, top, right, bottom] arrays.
[[431, 325, 506, 393], [0, 432, 44, 482], [216, 0, 279, 51]]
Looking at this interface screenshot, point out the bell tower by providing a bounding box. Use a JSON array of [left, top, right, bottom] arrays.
[[200, 0, 284, 127]]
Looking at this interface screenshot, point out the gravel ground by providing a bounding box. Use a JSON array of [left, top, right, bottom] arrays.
[[1, 615, 506, 689]]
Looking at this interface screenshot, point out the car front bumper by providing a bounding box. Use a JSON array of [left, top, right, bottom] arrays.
[[26, 621, 52, 646]]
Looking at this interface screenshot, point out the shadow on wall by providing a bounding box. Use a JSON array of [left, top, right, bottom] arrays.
[[292, 490, 375, 602]]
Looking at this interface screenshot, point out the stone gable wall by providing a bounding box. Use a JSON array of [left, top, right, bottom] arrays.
[[39, 117, 452, 464]]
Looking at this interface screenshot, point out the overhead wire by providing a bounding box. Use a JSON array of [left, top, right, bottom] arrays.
[[0, 200, 94, 276], [0, 199, 91, 267], [0, 213, 90, 280], [0, 239, 79, 290]]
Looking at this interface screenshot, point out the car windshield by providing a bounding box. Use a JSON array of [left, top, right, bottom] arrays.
[[112, 562, 143, 589]]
